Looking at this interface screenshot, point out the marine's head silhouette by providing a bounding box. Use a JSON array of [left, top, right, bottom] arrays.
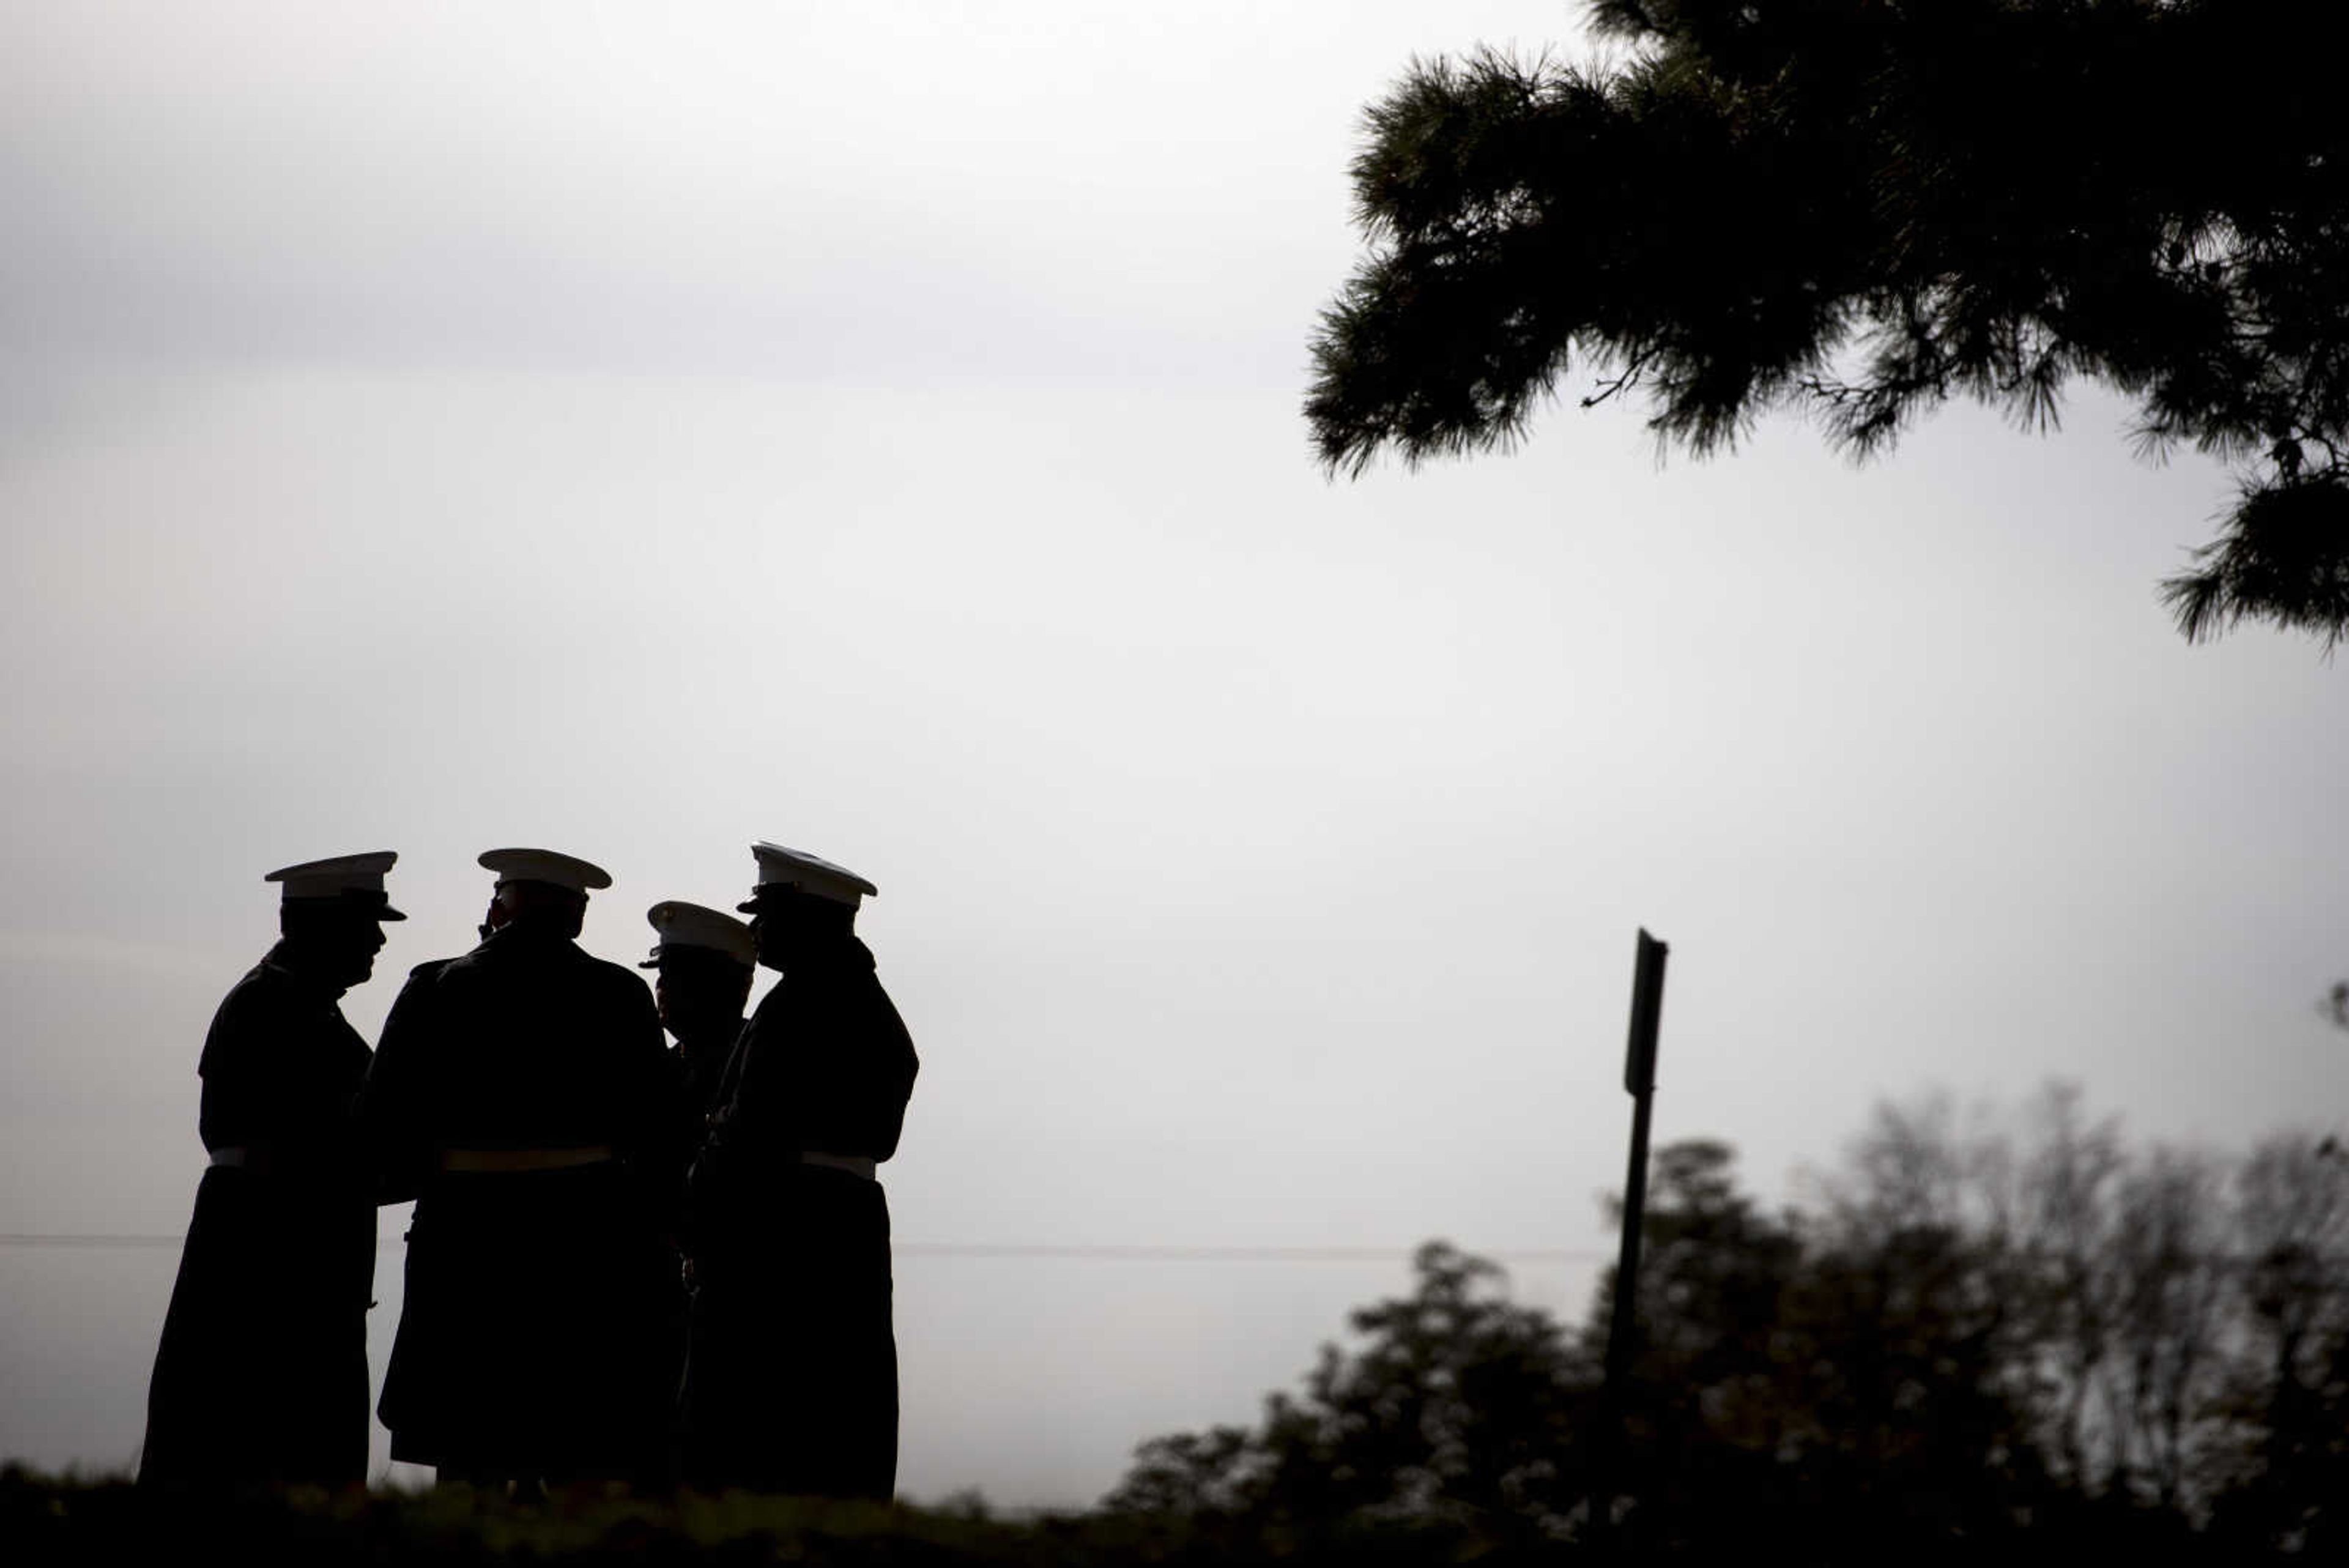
[[639, 900, 754, 1037], [738, 842, 874, 970], [491, 878, 587, 937], [280, 902, 393, 987], [477, 847, 608, 940], [265, 851, 404, 987], [741, 885, 855, 968]]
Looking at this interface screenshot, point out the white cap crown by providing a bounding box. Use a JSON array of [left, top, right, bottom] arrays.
[[264, 851, 406, 919], [745, 841, 876, 909], [642, 899, 756, 967], [478, 847, 612, 894]]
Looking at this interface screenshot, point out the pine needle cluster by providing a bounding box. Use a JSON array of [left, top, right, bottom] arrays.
[[1306, 1, 2349, 644]]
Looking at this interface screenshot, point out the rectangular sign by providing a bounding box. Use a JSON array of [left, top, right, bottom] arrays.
[[1624, 927, 1668, 1096]]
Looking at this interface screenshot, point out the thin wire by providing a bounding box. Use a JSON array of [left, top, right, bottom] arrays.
[[10, 1233, 2330, 1270], [0, 1232, 1609, 1263], [892, 1244, 1610, 1263]]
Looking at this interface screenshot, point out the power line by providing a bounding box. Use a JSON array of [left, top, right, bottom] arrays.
[[0, 1232, 1609, 1264], [889, 1244, 1611, 1264]]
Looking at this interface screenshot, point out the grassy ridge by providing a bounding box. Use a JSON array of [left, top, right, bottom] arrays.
[[1, 1468, 1529, 1568], [8, 1467, 2303, 1565]]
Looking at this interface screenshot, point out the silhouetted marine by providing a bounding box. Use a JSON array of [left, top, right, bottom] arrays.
[[635, 896, 756, 1453], [637, 899, 757, 1234], [363, 848, 674, 1487], [683, 842, 918, 1499], [141, 852, 406, 1491]]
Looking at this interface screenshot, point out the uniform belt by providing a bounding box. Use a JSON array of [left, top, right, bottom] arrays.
[[437, 1144, 618, 1174], [209, 1145, 269, 1173], [800, 1151, 877, 1180]]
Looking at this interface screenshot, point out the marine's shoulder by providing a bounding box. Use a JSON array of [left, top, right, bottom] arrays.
[[201, 954, 341, 1065], [801, 940, 892, 1000], [212, 951, 324, 1018], [393, 952, 470, 994], [574, 948, 655, 992], [217, 956, 283, 999], [762, 946, 905, 1030]]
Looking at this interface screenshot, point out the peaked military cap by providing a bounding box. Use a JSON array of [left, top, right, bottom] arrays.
[[741, 841, 877, 911], [640, 900, 755, 968], [478, 847, 612, 894], [265, 851, 407, 920]]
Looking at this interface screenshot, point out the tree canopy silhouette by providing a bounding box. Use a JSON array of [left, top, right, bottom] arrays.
[[1105, 1241, 1592, 1534], [1305, 1, 2349, 644], [1108, 1093, 2349, 1554]]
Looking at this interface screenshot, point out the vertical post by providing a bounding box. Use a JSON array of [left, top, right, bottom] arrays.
[[1591, 928, 1667, 1554]]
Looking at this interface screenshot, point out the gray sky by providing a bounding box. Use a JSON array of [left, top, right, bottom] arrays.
[[3, 1, 2345, 1508]]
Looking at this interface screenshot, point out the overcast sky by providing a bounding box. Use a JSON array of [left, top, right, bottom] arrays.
[[4, 1, 2345, 1508]]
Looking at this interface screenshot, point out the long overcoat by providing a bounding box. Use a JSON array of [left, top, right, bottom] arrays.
[[363, 926, 674, 1480], [682, 934, 917, 1498], [659, 1022, 743, 1234], [647, 1020, 743, 1418], [140, 947, 377, 1490]]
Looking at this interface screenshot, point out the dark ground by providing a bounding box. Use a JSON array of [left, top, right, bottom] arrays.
[[4, 1468, 1517, 1568], [5, 1467, 2306, 1567]]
